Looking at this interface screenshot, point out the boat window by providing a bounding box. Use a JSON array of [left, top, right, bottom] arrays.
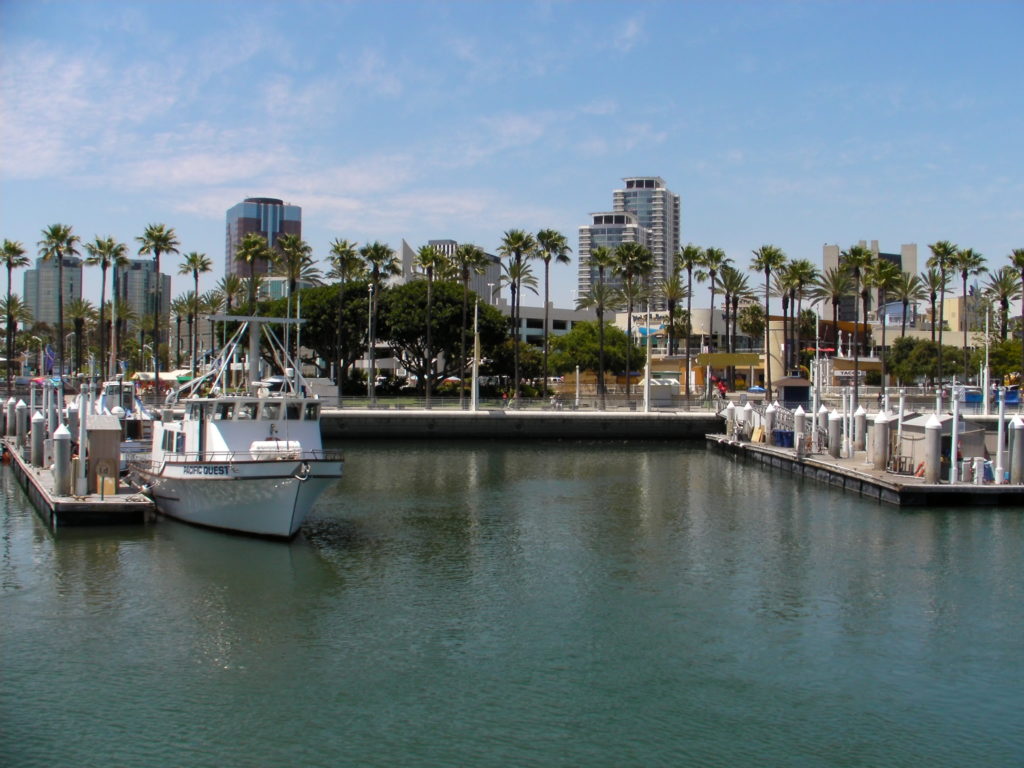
[[304, 403, 320, 421], [286, 402, 301, 420], [214, 402, 235, 420], [237, 402, 258, 420], [261, 402, 281, 420]]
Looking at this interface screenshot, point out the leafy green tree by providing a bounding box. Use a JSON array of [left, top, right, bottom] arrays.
[[2, 239, 30, 389], [378, 280, 507, 393], [534, 228, 572, 396], [887, 337, 961, 386], [38, 223, 80, 376], [137, 223, 180, 381], [549, 320, 633, 378], [970, 339, 1022, 384], [750, 244, 786, 401]]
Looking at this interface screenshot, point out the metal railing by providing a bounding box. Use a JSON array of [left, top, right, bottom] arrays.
[[130, 448, 345, 468]]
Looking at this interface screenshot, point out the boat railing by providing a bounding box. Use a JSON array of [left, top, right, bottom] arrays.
[[129, 448, 345, 468]]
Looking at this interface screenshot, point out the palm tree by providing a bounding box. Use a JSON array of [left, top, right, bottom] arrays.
[[892, 271, 927, 338], [677, 244, 704, 396], [0, 295, 32, 368], [217, 273, 244, 314], [360, 241, 400, 405], [170, 295, 189, 367], [273, 234, 320, 359], [450, 243, 489, 407], [201, 290, 224, 360], [1009, 248, 1024, 376], [588, 245, 617, 406], [984, 266, 1020, 342], [773, 264, 798, 373], [136, 223, 180, 388], [922, 267, 946, 345], [113, 298, 137, 367], [658, 271, 688, 358], [65, 298, 96, 375], [327, 238, 364, 399], [414, 244, 446, 407], [498, 230, 537, 401], [178, 252, 212, 376], [840, 244, 874, 405], [784, 259, 818, 370], [614, 241, 655, 396], [84, 236, 129, 382], [38, 224, 80, 378], [2, 239, 30, 390], [927, 240, 958, 386], [177, 291, 198, 373], [865, 258, 900, 385], [719, 265, 749, 388], [810, 267, 853, 349], [750, 244, 786, 400], [535, 229, 572, 397], [237, 233, 271, 313], [951, 247, 986, 380]]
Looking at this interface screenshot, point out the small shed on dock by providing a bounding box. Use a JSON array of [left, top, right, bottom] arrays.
[[774, 376, 811, 409]]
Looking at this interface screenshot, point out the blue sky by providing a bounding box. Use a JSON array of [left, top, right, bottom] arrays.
[[2, 1, 1022, 310]]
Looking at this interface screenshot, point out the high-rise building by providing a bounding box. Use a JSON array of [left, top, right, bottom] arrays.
[[823, 241, 918, 322], [23, 255, 83, 328], [578, 177, 680, 308], [113, 259, 171, 331], [225, 197, 302, 279], [400, 238, 502, 303]]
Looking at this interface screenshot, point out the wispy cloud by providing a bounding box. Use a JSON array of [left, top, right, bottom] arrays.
[[613, 15, 644, 53]]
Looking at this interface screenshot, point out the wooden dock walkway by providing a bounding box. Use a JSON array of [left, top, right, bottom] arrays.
[[4, 438, 154, 528], [706, 433, 1024, 507]]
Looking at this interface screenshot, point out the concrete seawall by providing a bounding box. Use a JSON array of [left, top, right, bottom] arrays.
[[321, 408, 724, 440]]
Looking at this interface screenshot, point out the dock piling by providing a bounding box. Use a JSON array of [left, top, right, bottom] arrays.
[[854, 406, 867, 452], [924, 414, 942, 483], [30, 411, 44, 467], [872, 411, 890, 471], [828, 410, 842, 458], [1011, 417, 1024, 484], [6, 397, 16, 437], [52, 425, 72, 496]]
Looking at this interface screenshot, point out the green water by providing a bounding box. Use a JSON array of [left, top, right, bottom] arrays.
[[2, 441, 1022, 767]]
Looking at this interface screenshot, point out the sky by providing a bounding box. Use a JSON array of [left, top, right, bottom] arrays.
[[2, 0, 1022, 312]]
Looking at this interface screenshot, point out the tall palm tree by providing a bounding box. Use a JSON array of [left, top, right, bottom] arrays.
[[201, 290, 224, 359], [535, 229, 572, 397], [273, 234, 320, 358], [2, 239, 30, 390], [170, 295, 189, 367], [588, 245, 617, 406], [865, 258, 900, 385], [236, 233, 271, 313], [892, 271, 927, 338], [922, 268, 946, 345], [360, 241, 400, 405], [773, 264, 798, 372], [927, 240, 958, 386], [65, 298, 96, 375], [614, 241, 655, 396], [498, 230, 537, 401], [840, 244, 874, 405], [113, 297, 137, 368], [658, 271, 688, 358], [177, 251, 212, 376], [0, 295, 32, 371], [810, 266, 853, 349], [217, 273, 244, 314], [1009, 248, 1024, 380], [327, 238, 363, 399], [451, 243, 489, 407], [984, 266, 1020, 342], [136, 223, 180, 388], [951, 247, 986, 380], [783, 259, 818, 370], [177, 291, 198, 374], [415, 244, 446, 407], [84, 236, 129, 382], [677, 244, 704, 396], [750, 244, 786, 400], [38, 224, 80, 378], [718, 265, 749, 388]]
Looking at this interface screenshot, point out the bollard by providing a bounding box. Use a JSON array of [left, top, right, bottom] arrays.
[[872, 412, 889, 471], [30, 410, 45, 467], [828, 410, 842, 458], [47, 385, 59, 434], [935, 388, 943, 414], [76, 392, 88, 496], [53, 424, 72, 496], [790, 409, 806, 456], [854, 406, 867, 452], [960, 458, 972, 484], [764, 403, 777, 446], [974, 456, 985, 486], [924, 414, 942, 483], [15, 399, 27, 450], [949, 395, 961, 484], [6, 397, 16, 437], [724, 401, 735, 438], [995, 387, 1006, 484], [67, 401, 79, 438], [1010, 417, 1024, 484], [742, 402, 753, 440]]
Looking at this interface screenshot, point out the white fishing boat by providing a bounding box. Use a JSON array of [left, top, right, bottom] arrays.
[[128, 316, 343, 538]]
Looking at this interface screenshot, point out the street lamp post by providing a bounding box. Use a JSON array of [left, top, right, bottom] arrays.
[[367, 283, 375, 406]]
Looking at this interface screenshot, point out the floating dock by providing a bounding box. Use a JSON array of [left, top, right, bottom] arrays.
[[4, 438, 154, 528], [706, 433, 1024, 507]]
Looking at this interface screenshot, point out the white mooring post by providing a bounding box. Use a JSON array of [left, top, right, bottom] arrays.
[[828, 410, 842, 458], [1010, 417, 1024, 484], [53, 424, 71, 496], [742, 402, 753, 440], [725, 401, 735, 438], [764, 402, 777, 445], [76, 392, 88, 496], [854, 405, 867, 452], [872, 411, 889, 471], [6, 397, 16, 437], [15, 399, 27, 451], [949, 395, 961, 484], [30, 410, 45, 467], [924, 414, 942, 483], [995, 387, 1006, 485]]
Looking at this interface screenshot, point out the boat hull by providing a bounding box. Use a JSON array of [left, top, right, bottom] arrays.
[[131, 459, 342, 539]]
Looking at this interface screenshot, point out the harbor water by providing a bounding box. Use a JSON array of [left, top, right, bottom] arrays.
[[2, 440, 1022, 767]]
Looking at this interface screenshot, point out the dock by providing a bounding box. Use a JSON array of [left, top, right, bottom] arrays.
[[706, 433, 1024, 507], [4, 438, 154, 528]]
